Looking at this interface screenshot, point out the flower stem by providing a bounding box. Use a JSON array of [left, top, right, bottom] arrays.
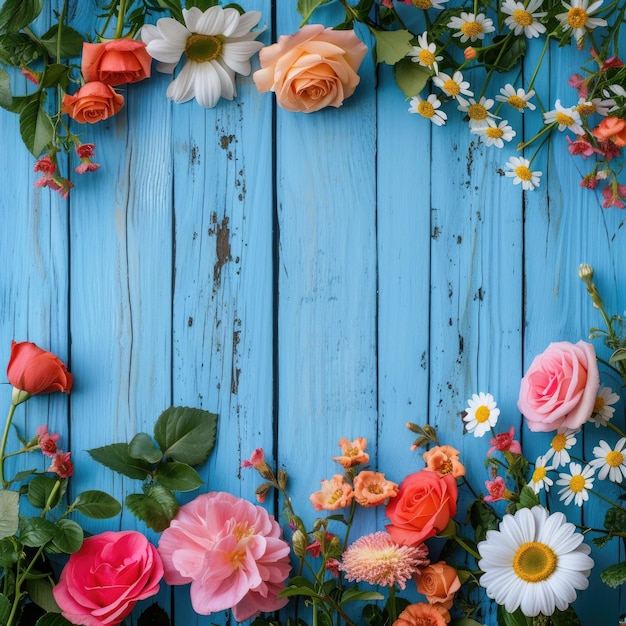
[[453, 534, 481, 560], [0, 404, 17, 489]]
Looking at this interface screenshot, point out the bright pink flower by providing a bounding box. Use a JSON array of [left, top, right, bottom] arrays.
[[75, 162, 101, 174], [568, 73, 588, 99], [484, 476, 510, 502], [34, 156, 56, 175], [601, 184, 626, 209], [36, 425, 60, 457], [487, 427, 522, 457], [601, 56, 624, 71], [21, 66, 40, 85], [48, 451, 73, 478], [580, 173, 600, 189], [325, 558, 340, 577], [53, 531, 163, 626], [567, 135, 597, 159], [306, 540, 322, 557], [158, 492, 291, 622], [74, 143, 101, 175], [596, 139, 622, 161], [241, 447, 265, 468], [76, 143, 96, 159]]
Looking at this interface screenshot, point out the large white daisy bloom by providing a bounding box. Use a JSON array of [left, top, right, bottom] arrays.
[[141, 6, 265, 108], [478, 506, 594, 617], [556, 0, 607, 43]]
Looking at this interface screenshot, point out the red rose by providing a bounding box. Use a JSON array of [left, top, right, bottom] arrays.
[[53, 531, 163, 626], [61, 81, 124, 124], [385, 470, 457, 546], [82, 39, 152, 86], [7, 341, 72, 401]]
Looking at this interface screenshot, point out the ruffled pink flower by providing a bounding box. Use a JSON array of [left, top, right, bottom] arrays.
[[486, 427, 522, 457], [484, 476, 511, 502], [48, 451, 74, 478], [157, 492, 291, 622], [567, 135, 597, 159], [36, 425, 60, 457], [309, 474, 354, 510]]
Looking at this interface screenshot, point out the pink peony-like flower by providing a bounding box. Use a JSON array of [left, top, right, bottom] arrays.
[[157, 492, 291, 622], [518, 341, 600, 432], [53, 531, 163, 626], [309, 474, 354, 510], [353, 470, 398, 506], [487, 427, 522, 457]]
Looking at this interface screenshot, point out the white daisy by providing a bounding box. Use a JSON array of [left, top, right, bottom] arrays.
[[478, 506, 594, 617], [447, 12, 495, 43], [141, 6, 264, 108], [556, 462, 595, 506], [495, 84, 536, 112], [543, 100, 584, 133], [590, 438, 626, 483], [588, 387, 620, 427], [458, 96, 496, 129], [432, 70, 473, 102], [542, 428, 578, 467], [407, 32, 443, 74], [504, 156, 542, 190], [606, 84, 626, 98], [501, 0, 547, 38], [463, 392, 500, 437], [528, 456, 554, 494], [556, 0, 608, 43], [408, 94, 447, 126], [411, 0, 449, 8], [471, 118, 516, 148], [575, 96, 616, 117]]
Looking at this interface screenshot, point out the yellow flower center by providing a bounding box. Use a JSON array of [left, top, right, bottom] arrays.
[[555, 111, 575, 126], [367, 484, 384, 494], [346, 446, 360, 457], [443, 78, 461, 96], [532, 466, 546, 482], [412, 0, 433, 8], [606, 450, 624, 468], [438, 459, 454, 475], [467, 103, 488, 120], [233, 521, 254, 541], [418, 100, 435, 118], [328, 488, 344, 505], [515, 165, 533, 181], [594, 396, 606, 412], [513, 9, 533, 26], [185, 33, 223, 63], [419, 49, 435, 66], [486, 127, 504, 139], [569, 474, 586, 493], [568, 7, 588, 28], [551, 433, 567, 451], [513, 542, 557, 583], [475, 405, 491, 423], [508, 95, 528, 109], [461, 21, 484, 39], [576, 102, 596, 115]]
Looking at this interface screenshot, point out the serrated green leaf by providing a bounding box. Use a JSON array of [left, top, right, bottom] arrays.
[[51, 518, 83, 554], [600, 561, 626, 588], [517, 485, 540, 509], [155, 462, 204, 492], [129, 432, 163, 464], [0, 0, 43, 34], [19, 516, 57, 547], [0, 594, 10, 626], [19, 93, 53, 157], [126, 484, 179, 532], [592, 533, 612, 548], [26, 577, 62, 613], [0, 491, 19, 540], [72, 490, 121, 519], [88, 442, 153, 480], [393, 57, 430, 98], [604, 506, 626, 533], [28, 476, 62, 510], [372, 28, 412, 65], [153, 407, 217, 465], [296, 0, 332, 24], [154, 0, 184, 22], [40, 24, 83, 59], [34, 614, 73, 626]]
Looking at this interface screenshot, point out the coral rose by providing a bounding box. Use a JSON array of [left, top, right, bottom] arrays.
[[158, 492, 291, 621], [517, 340, 600, 432], [61, 81, 124, 124], [416, 561, 461, 609], [253, 24, 368, 113], [393, 602, 447, 626], [592, 116, 626, 147], [53, 531, 163, 626], [82, 39, 152, 86], [386, 470, 457, 546]]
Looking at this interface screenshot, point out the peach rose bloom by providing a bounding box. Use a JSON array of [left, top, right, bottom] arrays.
[[393, 602, 447, 626], [82, 39, 152, 86], [332, 436, 369, 467], [310, 474, 354, 510], [253, 24, 368, 113], [423, 445, 465, 478], [353, 470, 398, 506], [416, 561, 461, 609], [62, 81, 124, 123], [592, 116, 626, 146]]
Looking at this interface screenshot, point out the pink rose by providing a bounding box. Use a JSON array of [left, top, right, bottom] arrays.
[[253, 24, 368, 113], [518, 340, 600, 432], [53, 531, 163, 625]]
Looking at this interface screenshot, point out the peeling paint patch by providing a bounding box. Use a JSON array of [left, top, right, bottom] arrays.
[[220, 135, 235, 150], [211, 213, 232, 288]]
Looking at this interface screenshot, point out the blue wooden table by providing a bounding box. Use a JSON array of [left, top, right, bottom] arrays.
[[1, 1, 625, 624]]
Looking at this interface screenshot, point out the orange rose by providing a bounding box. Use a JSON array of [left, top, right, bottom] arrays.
[[393, 603, 447, 626], [592, 116, 626, 146], [416, 561, 461, 609], [385, 470, 457, 546], [82, 39, 152, 86], [253, 24, 368, 113], [61, 81, 124, 124]]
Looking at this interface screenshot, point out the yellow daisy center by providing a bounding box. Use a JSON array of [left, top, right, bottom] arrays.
[[555, 111, 575, 126], [443, 79, 461, 96], [532, 466, 546, 482], [461, 21, 484, 39], [475, 405, 491, 423], [185, 33, 223, 63], [568, 7, 588, 28], [551, 433, 567, 452], [576, 102, 596, 116], [513, 542, 557, 583], [412, 0, 433, 7], [418, 100, 435, 118], [467, 103, 488, 120], [514, 165, 532, 181], [419, 49, 435, 66], [486, 127, 504, 139], [594, 396, 606, 412], [513, 9, 533, 26], [508, 95, 528, 109], [606, 450, 624, 468], [569, 474, 586, 493]]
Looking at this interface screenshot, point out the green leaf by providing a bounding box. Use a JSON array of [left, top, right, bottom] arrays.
[[28, 476, 62, 510], [0, 67, 11, 108], [340, 588, 384, 605], [600, 561, 626, 588], [296, 0, 332, 24], [610, 348, 626, 363], [138, 603, 171, 626], [125, 484, 179, 532], [51, 519, 83, 554], [154, 0, 184, 22], [40, 24, 83, 59], [0, 0, 43, 34], [39, 63, 70, 90], [153, 407, 218, 465], [34, 614, 74, 626], [371, 28, 413, 65], [88, 442, 153, 480], [72, 490, 122, 519], [278, 585, 323, 599], [452, 620, 486, 626], [604, 506, 626, 533], [19, 93, 53, 157], [19, 516, 57, 547], [549, 606, 582, 626], [497, 605, 531, 626], [482, 35, 526, 73], [0, 32, 42, 66], [129, 433, 163, 464], [0, 537, 19, 567], [517, 485, 540, 509], [186, 0, 219, 10], [0, 92, 37, 114], [26, 577, 62, 613], [155, 462, 204, 492], [0, 594, 11, 626], [0, 491, 19, 540], [592, 533, 612, 548], [393, 57, 430, 98]]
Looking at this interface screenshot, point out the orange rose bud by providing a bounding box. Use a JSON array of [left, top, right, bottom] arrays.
[[81, 40, 152, 86], [416, 561, 461, 609], [62, 81, 124, 124], [464, 46, 477, 60]]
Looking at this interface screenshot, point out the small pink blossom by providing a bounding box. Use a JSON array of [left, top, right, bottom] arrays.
[[241, 448, 265, 468], [601, 183, 626, 209], [36, 425, 61, 458], [21, 67, 40, 85], [567, 135, 597, 159], [483, 476, 510, 502], [306, 540, 322, 557], [74, 143, 100, 175], [568, 73, 588, 99], [486, 427, 522, 457], [34, 156, 56, 175], [580, 173, 600, 189], [325, 558, 340, 577], [48, 451, 74, 478], [595, 139, 622, 161]]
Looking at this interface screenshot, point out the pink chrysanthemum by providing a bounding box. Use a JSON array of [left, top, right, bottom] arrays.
[[339, 532, 429, 589]]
